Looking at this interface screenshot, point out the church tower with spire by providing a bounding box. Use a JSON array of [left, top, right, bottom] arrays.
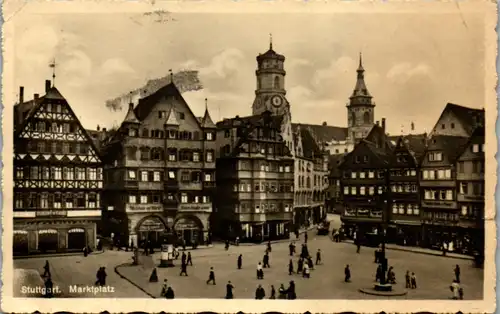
[[252, 34, 289, 116], [347, 53, 375, 144]]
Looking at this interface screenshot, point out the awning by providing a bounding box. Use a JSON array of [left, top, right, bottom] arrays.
[[38, 229, 57, 234], [68, 228, 85, 233], [14, 230, 28, 235]]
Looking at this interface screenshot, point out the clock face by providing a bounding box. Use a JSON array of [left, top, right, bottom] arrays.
[[271, 95, 283, 108]]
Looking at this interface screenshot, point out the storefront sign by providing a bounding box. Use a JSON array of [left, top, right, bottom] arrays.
[[179, 203, 211, 211], [138, 217, 166, 231], [36, 210, 67, 217], [174, 218, 199, 230], [127, 204, 162, 212]]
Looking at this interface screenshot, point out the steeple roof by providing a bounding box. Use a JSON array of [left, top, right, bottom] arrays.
[[200, 98, 216, 129], [164, 106, 180, 126], [350, 53, 372, 99], [257, 35, 285, 62], [45, 87, 65, 100], [123, 103, 140, 124]]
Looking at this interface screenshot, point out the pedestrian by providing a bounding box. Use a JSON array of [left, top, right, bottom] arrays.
[[411, 272, 417, 289], [267, 241, 272, 253], [344, 264, 351, 282], [43, 260, 51, 277], [237, 254, 242, 269], [315, 249, 321, 265], [288, 259, 294, 275], [180, 262, 188, 276], [405, 271, 411, 288], [225, 240, 230, 251], [95, 267, 102, 285], [450, 279, 460, 299], [225, 281, 234, 299], [304, 232, 308, 243], [374, 248, 378, 263], [181, 252, 187, 265], [235, 236, 240, 246], [387, 266, 396, 284], [376, 264, 383, 283], [160, 279, 168, 297], [182, 239, 186, 251], [297, 258, 303, 274], [263, 252, 270, 268], [287, 280, 296, 300], [256, 262, 264, 279], [83, 246, 88, 257], [187, 252, 193, 266], [454, 265, 461, 283], [289, 242, 294, 256], [255, 284, 266, 299], [270, 285, 276, 299], [303, 263, 310, 278], [44, 277, 54, 298], [307, 256, 314, 270], [206, 267, 216, 285], [100, 267, 107, 285], [278, 284, 287, 299], [165, 286, 175, 299], [356, 241, 361, 254], [442, 241, 448, 256]]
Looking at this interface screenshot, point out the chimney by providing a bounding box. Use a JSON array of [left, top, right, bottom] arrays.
[[34, 94, 39, 102], [382, 118, 386, 133], [19, 86, 24, 104], [97, 125, 100, 131], [376, 121, 380, 126], [45, 80, 51, 93], [103, 128, 107, 132]]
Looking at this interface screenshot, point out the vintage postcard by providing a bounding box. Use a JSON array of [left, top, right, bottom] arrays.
[[1, 0, 497, 313]]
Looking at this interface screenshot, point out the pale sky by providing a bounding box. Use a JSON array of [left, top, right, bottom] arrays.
[[12, 10, 485, 135]]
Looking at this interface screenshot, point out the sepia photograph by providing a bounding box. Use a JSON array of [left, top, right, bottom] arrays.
[[1, 1, 496, 313]]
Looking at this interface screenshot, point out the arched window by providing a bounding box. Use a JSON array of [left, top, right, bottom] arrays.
[[363, 112, 370, 124], [274, 76, 280, 89], [351, 112, 356, 127]]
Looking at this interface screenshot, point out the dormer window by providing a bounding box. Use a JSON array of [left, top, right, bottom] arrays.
[[451, 123, 455, 129], [428, 152, 443, 162], [472, 144, 480, 153]]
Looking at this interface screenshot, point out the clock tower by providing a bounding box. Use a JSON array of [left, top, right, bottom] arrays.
[[252, 35, 289, 116]]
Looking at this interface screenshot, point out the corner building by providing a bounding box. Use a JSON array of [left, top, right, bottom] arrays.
[[101, 81, 216, 248], [13, 80, 102, 255]]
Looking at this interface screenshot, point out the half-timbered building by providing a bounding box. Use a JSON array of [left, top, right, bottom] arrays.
[[13, 80, 103, 255], [101, 80, 216, 248]]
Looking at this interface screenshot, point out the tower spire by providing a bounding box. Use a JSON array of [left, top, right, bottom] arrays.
[[357, 52, 364, 72], [49, 58, 57, 86], [205, 97, 208, 111], [269, 33, 273, 50], [169, 69, 173, 83]]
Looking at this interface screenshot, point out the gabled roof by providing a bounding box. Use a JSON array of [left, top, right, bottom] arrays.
[[123, 103, 140, 124], [425, 135, 470, 163], [457, 126, 485, 161], [44, 87, 65, 100], [134, 82, 202, 128], [389, 133, 428, 164], [217, 111, 284, 130], [365, 124, 394, 152], [434, 103, 485, 136], [292, 123, 348, 143], [298, 128, 322, 159], [328, 153, 345, 177], [339, 139, 389, 169]]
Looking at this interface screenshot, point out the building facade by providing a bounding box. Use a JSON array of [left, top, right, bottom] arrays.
[[215, 111, 295, 242], [456, 127, 485, 254], [101, 81, 217, 248], [326, 154, 344, 214], [13, 80, 102, 255]]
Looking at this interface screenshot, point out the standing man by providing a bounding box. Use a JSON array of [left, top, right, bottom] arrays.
[[206, 267, 216, 285], [237, 254, 243, 269], [315, 249, 322, 265], [263, 252, 270, 268], [344, 264, 351, 282], [304, 232, 308, 244], [225, 281, 234, 299], [454, 265, 461, 283], [180, 261, 188, 276], [187, 252, 193, 266], [181, 252, 187, 265], [288, 259, 294, 275], [43, 260, 51, 277]]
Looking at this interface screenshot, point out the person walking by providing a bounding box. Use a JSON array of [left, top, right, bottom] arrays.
[[43, 260, 51, 277], [411, 272, 417, 289], [255, 285, 265, 299], [315, 249, 322, 265], [263, 252, 270, 268], [304, 232, 308, 244], [257, 262, 264, 279], [179, 261, 188, 276], [344, 264, 351, 283], [100, 267, 107, 285], [267, 241, 272, 253], [206, 267, 216, 285], [160, 279, 168, 297], [307, 256, 314, 270], [376, 264, 383, 283], [287, 281, 297, 300], [225, 240, 230, 251], [297, 258, 304, 274], [405, 271, 411, 288], [181, 252, 187, 265], [237, 254, 243, 269], [450, 280, 460, 299], [187, 252, 193, 266], [278, 284, 287, 299], [356, 240, 361, 254], [83, 246, 88, 257], [44, 277, 54, 298], [454, 265, 461, 283], [289, 242, 295, 256], [270, 285, 276, 299], [288, 259, 294, 275], [303, 263, 310, 278], [225, 281, 234, 299]]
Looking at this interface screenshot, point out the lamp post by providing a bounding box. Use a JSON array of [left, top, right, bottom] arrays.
[[378, 168, 391, 286]]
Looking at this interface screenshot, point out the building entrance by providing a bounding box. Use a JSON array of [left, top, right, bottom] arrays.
[[137, 216, 168, 248]]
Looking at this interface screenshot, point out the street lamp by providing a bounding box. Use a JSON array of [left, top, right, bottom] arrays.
[[378, 168, 391, 287]]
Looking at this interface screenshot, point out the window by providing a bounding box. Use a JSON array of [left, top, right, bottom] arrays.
[[129, 195, 136, 204], [359, 172, 366, 179], [429, 170, 435, 179], [446, 190, 453, 200], [445, 169, 451, 179], [343, 186, 349, 195], [181, 171, 190, 182], [127, 147, 137, 160], [441, 123, 445, 129], [407, 205, 413, 215], [41, 193, 49, 208], [360, 186, 366, 195], [437, 170, 445, 179], [168, 150, 177, 161], [368, 171, 374, 178], [378, 186, 383, 194], [154, 171, 161, 182], [87, 168, 97, 180], [206, 151, 213, 162], [88, 193, 97, 208], [351, 186, 357, 195], [128, 170, 136, 180], [351, 172, 357, 179], [181, 193, 188, 203], [451, 123, 455, 129], [206, 132, 213, 140], [422, 170, 428, 179], [205, 173, 212, 182], [64, 193, 73, 208], [128, 128, 137, 137], [158, 110, 166, 119], [398, 204, 405, 214], [140, 195, 148, 204], [168, 171, 176, 179], [285, 166, 291, 173], [392, 204, 398, 214], [179, 112, 185, 120], [461, 205, 468, 216], [472, 144, 480, 153], [141, 171, 148, 182], [429, 152, 443, 162], [413, 205, 419, 215], [410, 170, 416, 176], [140, 147, 150, 160], [369, 187, 375, 195], [192, 151, 200, 162]]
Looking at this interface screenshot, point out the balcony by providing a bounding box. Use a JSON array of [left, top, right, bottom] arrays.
[[456, 173, 484, 181], [457, 194, 484, 203], [179, 181, 203, 190], [421, 200, 457, 209], [178, 202, 212, 213], [419, 180, 456, 188]]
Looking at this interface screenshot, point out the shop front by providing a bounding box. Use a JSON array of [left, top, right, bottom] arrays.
[[13, 230, 29, 255], [136, 215, 169, 248], [266, 220, 291, 241], [173, 216, 203, 246]]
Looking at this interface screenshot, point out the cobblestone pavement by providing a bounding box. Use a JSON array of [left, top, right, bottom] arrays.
[[118, 231, 483, 300]]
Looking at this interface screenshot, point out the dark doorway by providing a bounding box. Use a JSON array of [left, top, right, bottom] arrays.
[[38, 230, 58, 252], [68, 228, 86, 250]]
